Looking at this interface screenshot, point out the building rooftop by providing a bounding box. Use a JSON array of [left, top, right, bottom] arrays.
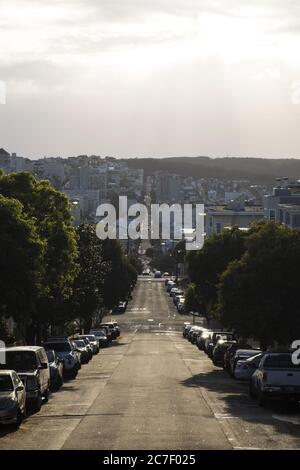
[[207, 205, 263, 213], [0, 148, 10, 156]]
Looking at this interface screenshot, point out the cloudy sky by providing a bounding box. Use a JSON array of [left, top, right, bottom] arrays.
[[1, 0, 300, 158]]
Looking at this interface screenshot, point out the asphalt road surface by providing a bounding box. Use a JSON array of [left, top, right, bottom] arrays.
[[1, 277, 300, 450]]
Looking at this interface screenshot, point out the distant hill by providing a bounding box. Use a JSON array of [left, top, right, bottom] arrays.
[[124, 157, 300, 185]]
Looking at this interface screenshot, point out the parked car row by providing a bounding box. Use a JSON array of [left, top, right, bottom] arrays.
[[165, 279, 186, 313], [112, 299, 129, 314], [0, 322, 121, 427], [182, 323, 300, 407]]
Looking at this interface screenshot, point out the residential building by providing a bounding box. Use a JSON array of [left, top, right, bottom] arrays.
[[206, 196, 264, 236]]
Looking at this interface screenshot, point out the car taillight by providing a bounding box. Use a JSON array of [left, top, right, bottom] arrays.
[[263, 371, 268, 381]]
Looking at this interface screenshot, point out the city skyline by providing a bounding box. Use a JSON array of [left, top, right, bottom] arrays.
[[1, 0, 300, 158]]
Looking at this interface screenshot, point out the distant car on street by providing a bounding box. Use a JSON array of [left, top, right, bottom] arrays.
[[154, 270, 162, 278], [212, 340, 237, 366], [234, 353, 264, 381], [230, 349, 261, 377], [112, 301, 127, 314], [72, 339, 91, 364], [44, 338, 80, 379], [223, 343, 253, 372], [46, 350, 64, 390], [182, 324, 192, 338], [78, 335, 99, 354]]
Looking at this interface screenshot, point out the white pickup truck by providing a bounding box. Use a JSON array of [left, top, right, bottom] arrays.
[[250, 352, 300, 406]]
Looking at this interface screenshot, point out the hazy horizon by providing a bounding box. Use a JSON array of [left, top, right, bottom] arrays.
[[1, 0, 300, 159]]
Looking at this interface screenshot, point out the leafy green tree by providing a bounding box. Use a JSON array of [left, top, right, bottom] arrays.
[[0, 195, 44, 331], [184, 283, 205, 313], [70, 224, 108, 332], [186, 227, 246, 319], [218, 222, 300, 349], [128, 254, 143, 275], [101, 239, 137, 309], [0, 172, 79, 341]]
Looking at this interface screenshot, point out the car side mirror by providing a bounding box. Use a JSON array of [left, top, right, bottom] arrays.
[[39, 362, 48, 369], [16, 385, 24, 392]]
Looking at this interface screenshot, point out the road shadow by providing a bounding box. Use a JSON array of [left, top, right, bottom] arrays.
[[180, 368, 300, 441]]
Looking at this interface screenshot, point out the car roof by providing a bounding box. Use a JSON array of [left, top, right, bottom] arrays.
[[235, 349, 260, 355], [246, 353, 264, 361], [1, 346, 44, 352], [0, 370, 14, 376]]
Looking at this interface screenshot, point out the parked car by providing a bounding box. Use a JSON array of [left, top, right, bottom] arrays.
[[170, 287, 179, 298], [78, 335, 99, 354], [250, 352, 300, 406], [77, 337, 93, 360], [91, 327, 112, 343], [187, 326, 204, 342], [0, 346, 50, 412], [190, 327, 206, 345], [112, 301, 127, 314], [166, 281, 176, 293], [223, 343, 252, 371], [112, 322, 120, 337], [183, 324, 192, 338], [234, 353, 264, 381], [46, 350, 64, 390], [230, 349, 261, 377], [73, 340, 90, 364], [174, 292, 184, 305], [89, 329, 109, 347], [197, 330, 213, 351], [99, 323, 119, 340], [212, 340, 237, 366], [177, 302, 185, 314], [0, 370, 26, 426], [154, 270, 162, 278], [208, 332, 236, 357], [44, 338, 80, 379]]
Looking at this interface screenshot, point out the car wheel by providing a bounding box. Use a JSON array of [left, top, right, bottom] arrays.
[[249, 381, 257, 399], [56, 374, 63, 389], [14, 408, 23, 427], [43, 388, 49, 403], [258, 389, 267, 407], [32, 392, 42, 412]]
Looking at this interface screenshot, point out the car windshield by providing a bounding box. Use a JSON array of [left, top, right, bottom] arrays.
[[96, 331, 106, 337], [0, 375, 13, 392], [4, 351, 38, 372], [45, 342, 71, 352], [74, 340, 85, 347], [84, 336, 95, 341], [264, 354, 300, 368], [101, 325, 114, 330], [46, 351, 55, 362]]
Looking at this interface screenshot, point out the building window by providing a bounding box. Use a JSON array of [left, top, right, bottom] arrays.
[[269, 209, 276, 221], [285, 211, 290, 226], [216, 222, 222, 234]]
